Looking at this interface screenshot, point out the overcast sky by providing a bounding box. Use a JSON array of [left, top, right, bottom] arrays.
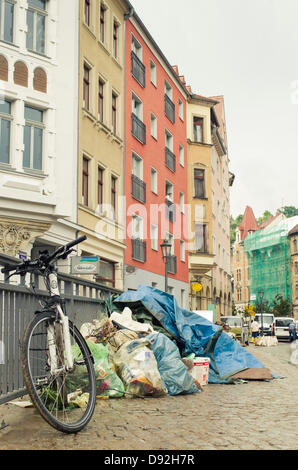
[[133, 0, 298, 219]]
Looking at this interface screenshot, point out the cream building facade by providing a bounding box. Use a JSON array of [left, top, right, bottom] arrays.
[[77, 0, 128, 290], [0, 0, 80, 263]]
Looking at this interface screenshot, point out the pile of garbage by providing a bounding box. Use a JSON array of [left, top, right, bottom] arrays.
[[79, 285, 274, 400]]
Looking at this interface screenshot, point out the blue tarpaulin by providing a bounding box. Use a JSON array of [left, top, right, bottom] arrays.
[[114, 285, 270, 384]]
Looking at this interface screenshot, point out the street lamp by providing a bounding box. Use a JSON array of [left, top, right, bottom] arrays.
[[258, 289, 264, 336], [160, 239, 172, 293]]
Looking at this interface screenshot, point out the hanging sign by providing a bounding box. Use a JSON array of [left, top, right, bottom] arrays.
[[192, 282, 203, 292], [71, 256, 100, 275]]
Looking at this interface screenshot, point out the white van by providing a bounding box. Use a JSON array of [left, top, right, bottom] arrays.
[[254, 313, 274, 336], [273, 317, 295, 341]]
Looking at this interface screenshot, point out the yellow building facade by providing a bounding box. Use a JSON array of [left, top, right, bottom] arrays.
[[186, 94, 216, 311], [78, 0, 128, 290]]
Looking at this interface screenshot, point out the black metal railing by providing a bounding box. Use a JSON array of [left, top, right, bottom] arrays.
[[132, 174, 146, 203], [165, 147, 176, 172], [165, 94, 175, 123], [132, 113, 146, 144], [132, 238, 147, 263], [0, 252, 122, 405], [131, 51, 146, 88], [167, 255, 177, 275]]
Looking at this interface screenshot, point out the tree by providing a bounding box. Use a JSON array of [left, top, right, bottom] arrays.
[[272, 294, 293, 317], [257, 210, 273, 226], [278, 206, 298, 219], [255, 299, 272, 313], [230, 214, 243, 246]]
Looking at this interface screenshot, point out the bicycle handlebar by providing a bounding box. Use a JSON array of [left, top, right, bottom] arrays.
[[1, 235, 87, 275]]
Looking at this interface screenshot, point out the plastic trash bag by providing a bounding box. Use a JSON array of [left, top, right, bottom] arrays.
[[112, 338, 168, 398], [147, 333, 199, 396], [68, 340, 125, 398]]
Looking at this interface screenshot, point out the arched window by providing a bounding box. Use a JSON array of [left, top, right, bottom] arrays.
[[14, 61, 28, 87], [294, 239, 297, 253], [33, 67, 47, 93], [0, 55, 8, 81]]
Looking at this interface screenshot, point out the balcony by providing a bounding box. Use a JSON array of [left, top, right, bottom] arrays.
[[132, 113, 146, 144], [165, 198, 176, 223], [132, 238, 147, 263], [165, 94, 175, 123], [132, 174, 146, 203], [131, 51, 145, 88], [166, 255, 177, 275], [165, 147, 176, 172]]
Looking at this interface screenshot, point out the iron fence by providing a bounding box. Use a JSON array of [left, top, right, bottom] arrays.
[[0, 253, 121, 405]]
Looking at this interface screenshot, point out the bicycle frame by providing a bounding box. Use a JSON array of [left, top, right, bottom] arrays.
[[46, 269, 74, 373]]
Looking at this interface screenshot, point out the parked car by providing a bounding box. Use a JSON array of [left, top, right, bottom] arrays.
[[273, 317, 295, 341], [254, 313, 275, 336]]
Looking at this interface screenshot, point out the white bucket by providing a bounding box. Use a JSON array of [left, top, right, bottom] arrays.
[[191, 357, 210, 386]]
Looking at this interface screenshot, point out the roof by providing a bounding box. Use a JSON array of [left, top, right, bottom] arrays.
[[238, 206, 259, 241], [288, 224, 298, 237]]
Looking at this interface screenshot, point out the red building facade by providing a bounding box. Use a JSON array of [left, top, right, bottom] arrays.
[[124, 13, 189, 306]]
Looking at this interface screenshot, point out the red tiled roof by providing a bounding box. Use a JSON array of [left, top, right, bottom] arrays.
[[238, 206, 259, 241]]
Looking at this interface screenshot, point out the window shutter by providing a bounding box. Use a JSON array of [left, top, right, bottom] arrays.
[[14, 61, 28, 87], [0, 56, 8, 81], [33, 67, 47, 93]]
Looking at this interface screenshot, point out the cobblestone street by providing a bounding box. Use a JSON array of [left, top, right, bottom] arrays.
[[1, 342, 298, 451]]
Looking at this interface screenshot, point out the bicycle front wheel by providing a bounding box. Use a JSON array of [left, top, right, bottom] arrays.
[[21, 312, 96, 434]]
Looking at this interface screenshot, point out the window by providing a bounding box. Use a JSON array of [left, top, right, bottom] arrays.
[[179, 98, 183, 120], [83, 64, 90, 110], [151, 113, 157, 139], [181, 289, 185, 308], [97, 259, 115, 288], [132, 214, 143, 239], [165, 129, 173, 151], [179, 145, 184, 166], [33, 67, 47, 93], [237, 288, 242, 302], [0, 0, 14, 44], [166, 233, 174, 255], [131, 35, 142, 60], [195, 224, 207, 253], [111, 175, 117, 214], [0, 99, 12, 164], [99, 3, 105, 43], [296, 283, 298, 300], [23, 106, 44, 171], [150, 60, 156, 86], [132, 93, 143, 120], [97, 167, 104, 205], [112, 93, 117, 134], [180, 192, 185, 213], [151, 224, 158, 251], [113, 20, 119, 59], [0, 55, 8, 81], [14, 61, 28, 87], [295, 261, 298, 275], [98, 79, 104, 122], [132, 153, 143, 180], [151, 167, 157, 194], [165, 80, 173, 100], [180, 240, 185, 262], [193, 116, 204, 143], [84, 0, 91, 26], [82, 157, 89, 206], [294, 239, 297, 253], [165, 180, 173, 203], [194, 168, 205, 198], [237, 268, 241, 281], [27, 0, 46, 54]]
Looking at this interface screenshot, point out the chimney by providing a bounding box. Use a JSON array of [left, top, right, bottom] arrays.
[[186, 85, 192, 93], [179, 75, 186, 85], [172, 65, 179, 75]]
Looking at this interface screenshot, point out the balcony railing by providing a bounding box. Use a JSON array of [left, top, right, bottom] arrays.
[[131, 51, 145, 88], [166, 255, 177, 275], [132, 174, 146, 203], [165, 147, 176, 172], [165, 94, 175, 123], [132, 113, 146, 144], [165, 198, 176, 223], [132, 238, 147, 263]]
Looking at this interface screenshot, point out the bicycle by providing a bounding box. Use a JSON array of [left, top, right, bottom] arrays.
[[1, 235, 97, 434]]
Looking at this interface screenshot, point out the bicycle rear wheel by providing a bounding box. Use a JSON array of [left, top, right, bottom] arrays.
[[21, 312, 96, 434]]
